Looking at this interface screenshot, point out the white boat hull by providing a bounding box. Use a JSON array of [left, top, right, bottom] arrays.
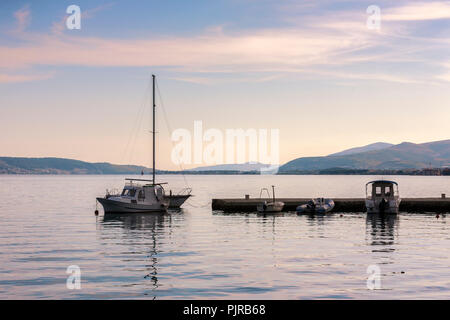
[[257, 201, 284, 213], [365, 199, 401, 214], [97, 197, 168, 214]]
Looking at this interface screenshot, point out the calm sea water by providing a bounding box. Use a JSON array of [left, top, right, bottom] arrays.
[[0, 174, 449, 299]]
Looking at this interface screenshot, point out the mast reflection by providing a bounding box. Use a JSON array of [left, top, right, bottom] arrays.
[[98, 212, 180, 298]]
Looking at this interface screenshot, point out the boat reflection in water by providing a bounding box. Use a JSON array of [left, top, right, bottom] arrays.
[[97, 212, 183, 299], [366, 213, 399, 251]]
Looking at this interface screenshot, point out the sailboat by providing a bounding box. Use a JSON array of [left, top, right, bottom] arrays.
[[96, 75, 191, 214]]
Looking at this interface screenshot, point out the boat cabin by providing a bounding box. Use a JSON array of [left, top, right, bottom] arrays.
[[119, 180, 165, 203], [366, 180, 399, 199]]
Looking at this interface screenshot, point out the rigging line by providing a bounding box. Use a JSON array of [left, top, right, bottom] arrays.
[[120, 79, 151, 166], [128, 81, 152, 168], [122, 81, 148, 164], [129, 98, 147, 165], [127, 93, 147, 166], [185, 195, 213, 207], [185, 200, 212, 208], [155, 78, 190, 189]]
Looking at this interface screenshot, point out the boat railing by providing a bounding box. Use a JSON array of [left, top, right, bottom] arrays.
[[106, 188, 120, 197], [259, 188, 271, 199], [176, 187, 192, 196], [125, 181, 145, 188]]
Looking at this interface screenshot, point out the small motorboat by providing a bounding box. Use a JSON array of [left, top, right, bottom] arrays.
[[365, 180, 401, 214], [257, 185, 284, 213], [296, 198, 335, 214], [97, 178, 169, 214]]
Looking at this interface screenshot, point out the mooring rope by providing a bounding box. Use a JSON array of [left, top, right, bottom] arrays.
[[185, 199, 212, 208]]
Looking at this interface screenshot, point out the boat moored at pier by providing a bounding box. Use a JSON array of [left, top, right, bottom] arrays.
[[256, 186, 284, 213], [296, 198, 335, 214], [365, 180, 401, 214]]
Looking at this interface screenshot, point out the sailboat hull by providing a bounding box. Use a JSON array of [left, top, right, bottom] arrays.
[[97, 197, 168, 214], [165, 194, 191, 208]]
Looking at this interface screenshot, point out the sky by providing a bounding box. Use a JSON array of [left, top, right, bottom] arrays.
[[0, 0, 450, 170]]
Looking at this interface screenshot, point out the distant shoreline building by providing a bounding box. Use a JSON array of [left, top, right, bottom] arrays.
[[421, 168, 442, 176], [416, 167, 450, 176]]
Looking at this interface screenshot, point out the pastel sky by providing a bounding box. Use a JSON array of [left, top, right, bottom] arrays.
[[1, 0, 450, 170]]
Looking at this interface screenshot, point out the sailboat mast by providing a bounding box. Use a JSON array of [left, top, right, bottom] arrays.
[[152, 74, 156, 184]]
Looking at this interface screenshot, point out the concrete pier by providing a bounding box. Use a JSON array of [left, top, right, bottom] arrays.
[[212, 198, 450, 213]]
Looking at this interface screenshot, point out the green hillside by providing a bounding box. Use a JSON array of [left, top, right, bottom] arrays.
[[0, 157, 156, 174]]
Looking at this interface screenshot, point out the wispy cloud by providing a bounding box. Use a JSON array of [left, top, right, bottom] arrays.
[[384, 1, 450, 21], [51, 2, 115, 35], [170, 73, 284, 85], [435, 62, 450, 82], [0, 28, 367, 70], [13, 5, 31, 33], [2, 1, 450, 84], [170, 76, 215, 85], [0, 72, 54, 83]]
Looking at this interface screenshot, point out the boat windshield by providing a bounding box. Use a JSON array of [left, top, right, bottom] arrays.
[[121, 188, 136, 197], [366, 182, 398, 198]]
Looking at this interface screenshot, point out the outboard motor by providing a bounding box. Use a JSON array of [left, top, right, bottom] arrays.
[[379, 198, 387, 213]]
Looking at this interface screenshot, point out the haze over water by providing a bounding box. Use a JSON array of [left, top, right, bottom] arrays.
[[0, 175, 449, 299]]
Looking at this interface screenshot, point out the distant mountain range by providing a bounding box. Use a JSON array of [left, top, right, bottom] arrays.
[[1, 139, 449, 174], [279, 139, 450, 173], [187, 162, 271, 172], [0, 157, 158, 175], [328, 142, 394, 156]]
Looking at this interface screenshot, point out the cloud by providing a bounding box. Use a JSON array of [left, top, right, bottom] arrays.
[[0, 72, 54, 83], [436, 72, 450, 81], [0, 28, 369, 70], [170, 73, 284, 85], [383, 1, 450, 21], [435, 62, 450, 82], [51, 2, 115, 35], [170, 76, 215, 85], [13, 5, 31, 33], [2, 1, 450, 85]]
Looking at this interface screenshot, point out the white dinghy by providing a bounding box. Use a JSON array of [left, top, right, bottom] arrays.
[[296, 198, 335, 214], [257, 185, 284, 213]]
